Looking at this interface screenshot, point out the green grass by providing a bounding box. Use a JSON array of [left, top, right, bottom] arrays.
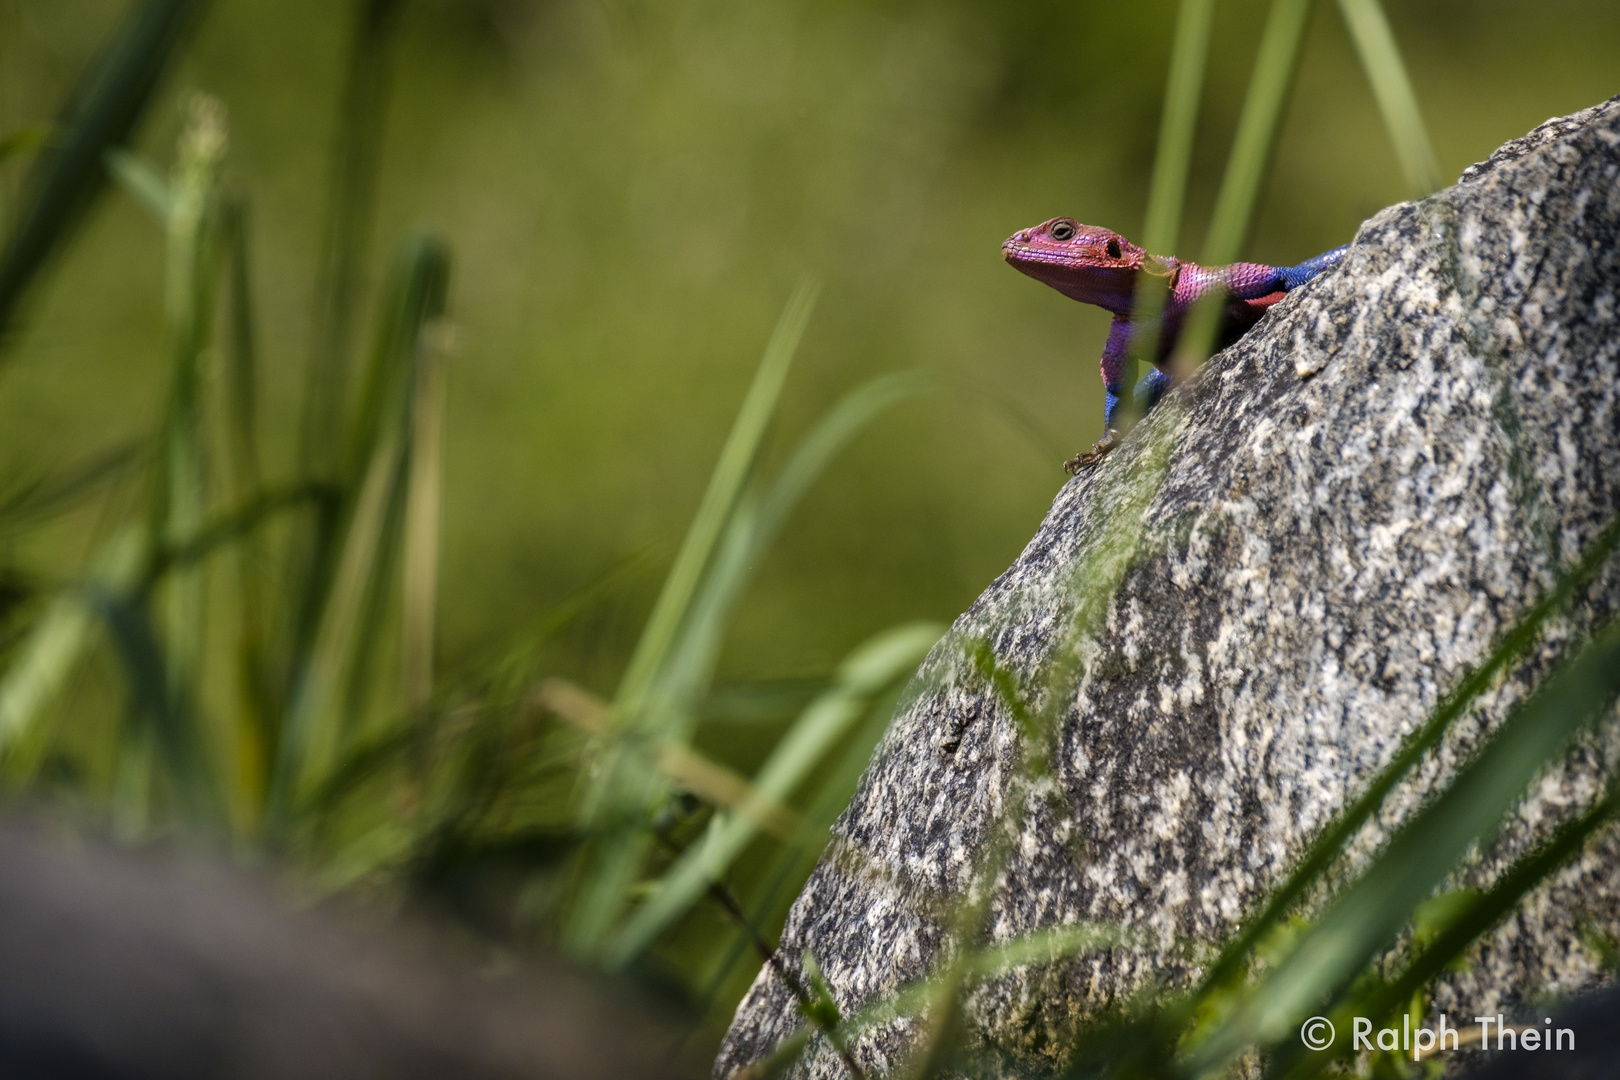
[[0, 1, 1615, 1077]]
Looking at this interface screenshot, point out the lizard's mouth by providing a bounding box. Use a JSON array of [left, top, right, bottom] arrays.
[[1000, 240, 1110, 269]]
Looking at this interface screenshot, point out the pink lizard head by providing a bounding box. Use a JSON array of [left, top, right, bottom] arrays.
[[1002, 218, 1172, 315]]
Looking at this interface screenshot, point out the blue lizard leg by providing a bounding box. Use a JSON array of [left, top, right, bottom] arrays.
[[1134, 366, 1172, 413], [1100, 315, 1134, 429], [1104, 324, 1176, 427], [1086, 364, 1166, 474], [1104, 383, 1125, 429], [1105, 357, 1173, 428]]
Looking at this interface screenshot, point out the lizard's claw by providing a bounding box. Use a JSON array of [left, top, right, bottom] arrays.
[[1063, 430, 1118, 474]]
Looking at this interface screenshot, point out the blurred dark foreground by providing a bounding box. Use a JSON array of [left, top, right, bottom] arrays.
[[0, 819, 687, 1080], [4, 809, 1620, 1080]]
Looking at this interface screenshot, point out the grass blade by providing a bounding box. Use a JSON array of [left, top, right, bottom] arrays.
[[299, 0, 408, 478], [272, 238, 449, 827], [217, 196, 274, 820], [156, 96, 228, 720], [752, 370, 936, 549], [345, 237, 452, 486], [146, 484, 335, 581], [281, 0, 411, 775], [640, 369, 936, 751], [0, 0, 204, 337], [401, 320, 449, 717], [1141, 0, 1318, 396], [273, 420, 402, 821], [1280, 777, 1620, 1079], [1190, 513, 1620, 1004], [613, 278, 820, 724], [535, 677, 799, 839], [743, 922, 1140, 1080], [1186, 618, 1620, 1075], [220, 200, 263, 492], [562, 279, 819, 957], [1143, 0, 1217, 256], [605, 621, 942, 966], [1202, 0, 1316, 265], [278, 236, 449, 694], [93, 586, 221, 825], [1335, 0, 1443, 197], [0, 527, 145, 754], [104, 147, 174, 221], [0, 444, 140, 537], [1118, 0, 1216, 428], [332, 248, 450, 751]]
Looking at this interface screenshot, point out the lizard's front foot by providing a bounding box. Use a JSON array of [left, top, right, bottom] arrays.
[[1063, 430, 1118, 474]]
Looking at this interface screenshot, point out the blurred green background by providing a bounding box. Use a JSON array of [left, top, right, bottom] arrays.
[[0, 0, 1617, 1054], [3, 0, 1616, 690]]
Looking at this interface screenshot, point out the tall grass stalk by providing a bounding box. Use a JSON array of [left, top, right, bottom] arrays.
[[1118, 0, 1216, 433], [616, 368, 936, 784], [218, 198, 273, 816], [1336, 0, 1443, 197], [1162, 0, 1319, 393], [622, 371, 928, 765], [613, 279, 820, 727], [0, 0, 204, 337], [1202, 0, 1315, 266], [606, 621, 942, 966], [300, 0, 406, 478], [97, 584, 218, 826], [565, 280, 819, 956], [0, 526, 144, 755], [156, 96, 227, 787], [277, 1, 411, 800], [401, 320, 448, 717], [1143, 0, 1217, 256], [271, 238, 450, 829]]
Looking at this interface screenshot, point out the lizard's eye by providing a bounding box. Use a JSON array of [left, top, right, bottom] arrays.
[[1049, 220, 1077, 242], [1106, 239, 1122, 258]]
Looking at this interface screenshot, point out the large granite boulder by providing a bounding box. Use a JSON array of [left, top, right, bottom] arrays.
[[716, 95, 1620, 1078]]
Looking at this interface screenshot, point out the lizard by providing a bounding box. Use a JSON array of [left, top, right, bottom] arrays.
[[1002, 218, 1348, 472]]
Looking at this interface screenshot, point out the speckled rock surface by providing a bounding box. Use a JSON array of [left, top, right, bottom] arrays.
[[716, 97, 1620, 1079]]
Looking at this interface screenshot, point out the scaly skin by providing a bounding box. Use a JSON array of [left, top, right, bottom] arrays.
[[1002, 218, 1347, 470]]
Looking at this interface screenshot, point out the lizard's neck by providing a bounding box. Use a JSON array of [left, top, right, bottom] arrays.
[[1020, 262, 1142, 315]]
